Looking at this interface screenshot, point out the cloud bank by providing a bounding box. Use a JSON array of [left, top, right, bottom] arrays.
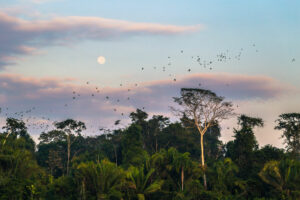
[[0, 72, 293, 120], [0, 72, 297, 146], [0, 11, 202, 68]]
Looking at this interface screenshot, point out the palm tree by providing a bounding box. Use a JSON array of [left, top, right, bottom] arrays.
[[127, 165, 163, 200], [151, 148, 200, 199], [259, 159, 300, 199], [150, 148, 176, 179], [211, 158, 246, 197], [75, 159, 125, 200], [173, 152, 192, 191]]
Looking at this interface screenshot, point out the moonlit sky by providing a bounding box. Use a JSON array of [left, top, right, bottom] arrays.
[[0, 0, 299, 147]]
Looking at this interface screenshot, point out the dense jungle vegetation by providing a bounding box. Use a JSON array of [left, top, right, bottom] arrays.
[[0, 88, 300, 200]]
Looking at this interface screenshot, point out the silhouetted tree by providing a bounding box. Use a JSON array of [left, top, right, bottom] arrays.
[[275, 113, 300, 158], [226, 115, 263, 178], [2, 118, 35, 152], [121, 124, 148, 168], [54, 119, 86, 175], [172, 88, 234, 189]]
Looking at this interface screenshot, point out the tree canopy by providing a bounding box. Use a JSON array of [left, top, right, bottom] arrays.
[[0, 90, 299, 200]]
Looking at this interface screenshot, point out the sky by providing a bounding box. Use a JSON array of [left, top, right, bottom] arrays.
[[0, 0, 299, 148]]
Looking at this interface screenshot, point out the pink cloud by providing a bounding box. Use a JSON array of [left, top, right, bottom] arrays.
[[17, 16, 201, 34], [0, 72, 294, 119], [0, 72, 293, 107], [0, 11, 202, 68], [0, 72, 298, 146], [142, 73, 294, 101]]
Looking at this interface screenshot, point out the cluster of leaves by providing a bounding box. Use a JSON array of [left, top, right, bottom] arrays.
[[0, 109, 300, 199]]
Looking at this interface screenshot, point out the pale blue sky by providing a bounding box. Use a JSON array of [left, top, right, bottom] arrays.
[[2, 0, 299, 86]]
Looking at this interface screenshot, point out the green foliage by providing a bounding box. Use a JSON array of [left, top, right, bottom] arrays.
[[37, 141, 66, 177], [226, 115, 263, 178], [1, 109, 300, 199], [210, 158, 241, 194], [0, 136, 47, 199], [46, 176, 77, 200], [2, 118, 35, 152], [75, 159, 125, 200], [275, 113, 300, 157], [204, 125, 223, 161], [238, 115, 264, 129], [259, 159, 300, 199], [54, 119, 86, 135], [130, 109, 148, 125], [121, 124, 149, 168], [39, 130, 67, 144], [126, 165, 163, 200]]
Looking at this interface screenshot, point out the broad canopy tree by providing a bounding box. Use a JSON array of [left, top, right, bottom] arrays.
[[147, 115, 169, 153], [53, 119, 86, 175], [172, 88, 234, 189], [1, 118, 35, 152], [38, 130, 67, 176], [275, 113, 300, 157], [226, 115, 264, 178], [129, 109, 170, 153]]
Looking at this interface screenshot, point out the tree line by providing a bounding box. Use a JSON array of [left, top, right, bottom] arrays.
[[0, 88, 300, 200]]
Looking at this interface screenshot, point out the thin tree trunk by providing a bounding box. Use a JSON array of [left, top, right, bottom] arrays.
[[203, 173, 207, 190], [181, 167, 184, 191], [200, 133, 207, 189], [67, 134, 70, 175], [114, 146, 118, 166], [81, 180, 86, 200], [155, 137, 158, 153]]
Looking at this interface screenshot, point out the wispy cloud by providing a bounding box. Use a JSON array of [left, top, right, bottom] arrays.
[[0, 11, 202, 68]]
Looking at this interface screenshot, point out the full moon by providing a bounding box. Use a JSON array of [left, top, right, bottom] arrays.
[[97, 56, 106, 64]]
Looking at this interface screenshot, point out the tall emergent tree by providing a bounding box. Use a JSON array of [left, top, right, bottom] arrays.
[[275, 113, 300, 158], [54, 119, 86, 175], [226, 115, 263, 177], [172, 88, 234, 189]]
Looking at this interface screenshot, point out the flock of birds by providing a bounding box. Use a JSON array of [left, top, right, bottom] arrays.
[[0, 44, 297, 134], [0, 107, 53, 132]]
